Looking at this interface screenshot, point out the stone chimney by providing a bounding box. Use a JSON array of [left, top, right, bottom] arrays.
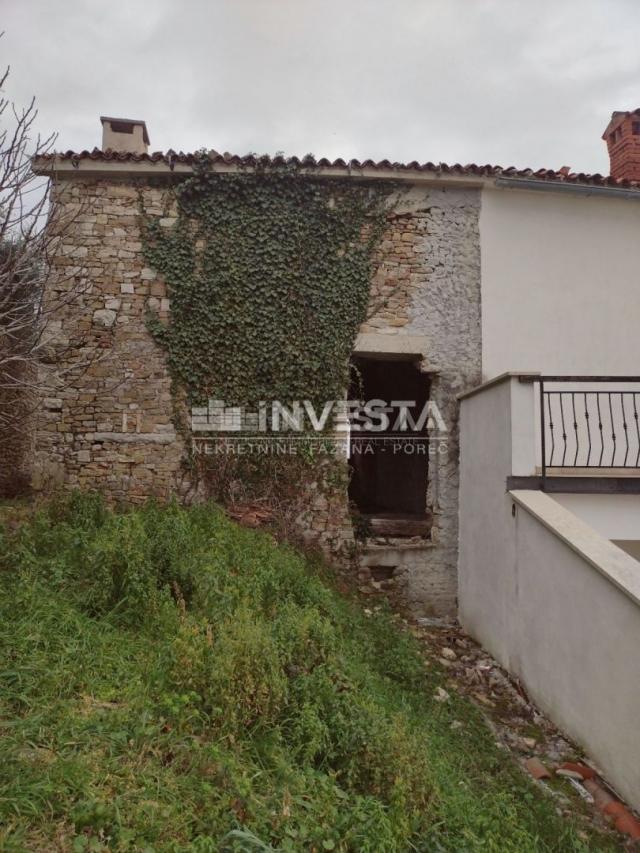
[[602, 109, 640, 181], [100, 116, 149, 154]]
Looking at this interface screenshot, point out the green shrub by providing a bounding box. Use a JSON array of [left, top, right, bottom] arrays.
[[0, 493, 609, 852], [170, 605, 289, 732], [8, 496, 212, 626]]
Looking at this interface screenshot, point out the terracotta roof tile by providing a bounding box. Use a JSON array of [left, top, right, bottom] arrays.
[[35, 147, 640, 189]]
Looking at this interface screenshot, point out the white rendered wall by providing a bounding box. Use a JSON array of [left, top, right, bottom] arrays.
[[554, 493, 640, 541], [458, 376, 536, 663], [479, 188, 640, 380], [459, 376, 640, 809], [505, 493, 640, 811]]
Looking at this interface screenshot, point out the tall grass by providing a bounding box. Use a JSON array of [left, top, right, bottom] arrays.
[[0, 495, 609, 851]]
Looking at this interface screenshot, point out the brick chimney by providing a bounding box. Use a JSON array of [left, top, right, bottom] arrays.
[[100, 116, 149, 154], [602, 109, 640, 181]]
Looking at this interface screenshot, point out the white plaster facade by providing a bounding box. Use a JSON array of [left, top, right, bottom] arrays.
[[479, 186, 640, 380]]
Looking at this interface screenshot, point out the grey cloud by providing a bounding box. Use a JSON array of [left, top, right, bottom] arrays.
[[3, 0, 639, 173]]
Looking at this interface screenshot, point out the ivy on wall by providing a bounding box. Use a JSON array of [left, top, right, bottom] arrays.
[[141, 156, 398, 412]]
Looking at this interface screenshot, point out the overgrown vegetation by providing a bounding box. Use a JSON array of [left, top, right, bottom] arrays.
[[139, 158, 395, 519], [0, 496, 610, 851], [141, 157, 395, 410]]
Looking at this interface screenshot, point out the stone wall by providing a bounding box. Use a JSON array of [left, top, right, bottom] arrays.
[[357, 187, 482, 614], [33, 179, 188, 502], [30, 176, 482, 615]]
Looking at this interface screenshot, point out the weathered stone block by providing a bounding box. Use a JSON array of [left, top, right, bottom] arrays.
[[43, 397, 63, 411], [92, 309, 117, 328]]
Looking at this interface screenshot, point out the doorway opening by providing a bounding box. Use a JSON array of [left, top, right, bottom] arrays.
[[348, 355, 432, 537]]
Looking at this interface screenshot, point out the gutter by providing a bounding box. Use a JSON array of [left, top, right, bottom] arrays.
[[494, 176, 640, 201]]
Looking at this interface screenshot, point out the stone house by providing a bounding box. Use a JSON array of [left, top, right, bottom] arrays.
[[26, 111, 640, 617]]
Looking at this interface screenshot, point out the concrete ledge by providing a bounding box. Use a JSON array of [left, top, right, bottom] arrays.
[[510, 489, 640, 607], [89, 432, 177, 444], [457, 371, 540, 401], [362, 540, 435, 553], [507, 476, 640, 494], [545, 467, 640, 477], [353, 333, 430, 359]]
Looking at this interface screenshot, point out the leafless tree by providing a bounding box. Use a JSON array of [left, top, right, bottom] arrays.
[[0, 59, 89, 494]]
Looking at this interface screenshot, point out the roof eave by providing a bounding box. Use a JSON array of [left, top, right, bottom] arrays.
[[31, 156, 488, 187], [31, 154, 640, 197]]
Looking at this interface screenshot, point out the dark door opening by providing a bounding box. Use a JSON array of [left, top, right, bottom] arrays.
[[348, 356, 431, 536]]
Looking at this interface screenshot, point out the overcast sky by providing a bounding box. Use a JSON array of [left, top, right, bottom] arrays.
[[3, 0, 639, 174]]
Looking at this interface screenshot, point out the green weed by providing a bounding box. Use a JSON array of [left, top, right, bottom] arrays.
[[0, 494, 613, 851]]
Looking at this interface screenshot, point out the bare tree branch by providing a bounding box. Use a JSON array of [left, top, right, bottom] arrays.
[[0, 58, 97, 477]]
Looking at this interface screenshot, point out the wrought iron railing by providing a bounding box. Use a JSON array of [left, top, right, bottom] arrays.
[[534, 376, 640, 481]]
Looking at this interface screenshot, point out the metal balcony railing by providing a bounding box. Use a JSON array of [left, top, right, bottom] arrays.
[[534, 377, 640, 481]]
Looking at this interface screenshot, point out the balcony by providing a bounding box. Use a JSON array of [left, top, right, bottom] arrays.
[[507, 376, 640, 493]]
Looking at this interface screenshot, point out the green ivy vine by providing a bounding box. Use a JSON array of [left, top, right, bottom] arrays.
[[140, 155, 398, 414]]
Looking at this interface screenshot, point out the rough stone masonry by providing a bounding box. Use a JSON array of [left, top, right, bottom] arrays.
[[29, 168, 481, 616]]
